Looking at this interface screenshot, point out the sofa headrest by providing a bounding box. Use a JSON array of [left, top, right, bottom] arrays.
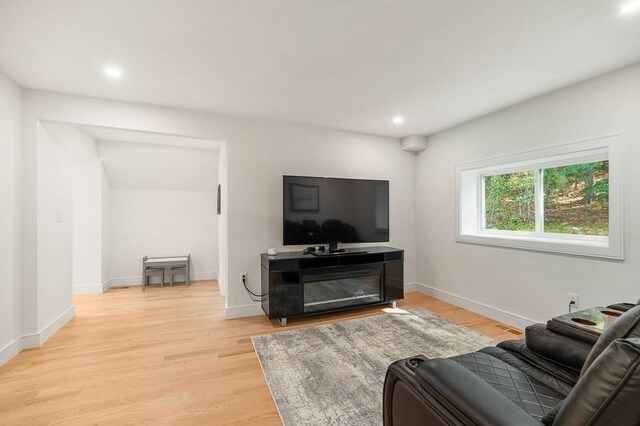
[[581, 304, 640, 376], [554, 337, 640, 426]]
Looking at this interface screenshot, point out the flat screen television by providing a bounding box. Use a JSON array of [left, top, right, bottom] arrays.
[[283, 175, 389, 246]]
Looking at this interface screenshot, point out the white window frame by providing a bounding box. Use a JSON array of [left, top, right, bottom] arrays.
[[456, 134, 624, 260]]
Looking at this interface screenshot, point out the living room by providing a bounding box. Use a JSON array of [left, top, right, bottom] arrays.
[[0, 1, 639, 425]]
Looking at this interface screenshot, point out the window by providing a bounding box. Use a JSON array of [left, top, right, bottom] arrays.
[[482, 161, 609, 235], [484, 171, 536, 232], [456, 134, 623, 259], [543, 162, 609, 236]]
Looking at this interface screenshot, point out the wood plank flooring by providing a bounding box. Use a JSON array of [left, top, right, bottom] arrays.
[[0, 280, 522, 425]]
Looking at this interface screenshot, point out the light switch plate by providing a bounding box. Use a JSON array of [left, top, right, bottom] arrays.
[[56, 210, 63, 223]]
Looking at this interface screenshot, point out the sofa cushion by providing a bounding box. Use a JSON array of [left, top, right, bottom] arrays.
[[449, 350, 565, 421], [482, 346, 575, 395], [497, 338, 580, 387]]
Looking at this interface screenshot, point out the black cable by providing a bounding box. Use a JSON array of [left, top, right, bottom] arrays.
[[243, 275, 266, 301], [568, 300, 576, 313]]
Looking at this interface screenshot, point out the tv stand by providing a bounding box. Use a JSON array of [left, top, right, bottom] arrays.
[[311, 248, 368, 256], [261, 246, 403, 326]]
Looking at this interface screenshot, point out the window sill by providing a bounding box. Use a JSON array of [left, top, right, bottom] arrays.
[[457, 232, 623, 260]]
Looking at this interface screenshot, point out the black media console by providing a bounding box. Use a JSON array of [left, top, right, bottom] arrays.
[[260, 246, 404, 326]]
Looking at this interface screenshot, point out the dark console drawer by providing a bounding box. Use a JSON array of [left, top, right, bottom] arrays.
[[385, 251, 403, 262], [266, 259, 300, 272]]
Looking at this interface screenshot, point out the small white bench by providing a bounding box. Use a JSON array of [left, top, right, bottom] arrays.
[[142, 255, 191, 291]]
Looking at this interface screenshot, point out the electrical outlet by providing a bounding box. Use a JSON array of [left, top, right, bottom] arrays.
[[568, 293, 579, 311], [241, 273, 247, 283]]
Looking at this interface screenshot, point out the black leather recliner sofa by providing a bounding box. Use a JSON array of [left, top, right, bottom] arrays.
[[383, 304, 640, 425]]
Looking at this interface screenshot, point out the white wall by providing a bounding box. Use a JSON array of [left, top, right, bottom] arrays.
[[43, 123, 110, 295], [71, 159, 103, 293], [0, 72, 22, 365], [415, 63, 640, 328], [97, 140, 219, 191], [109, 189, 218, 285], [44, 122, 98, 158], [101, 167, 110, 287], [21, 90, 417, 319], [218, 142, 228, 297], [36, 124, 74, 332]]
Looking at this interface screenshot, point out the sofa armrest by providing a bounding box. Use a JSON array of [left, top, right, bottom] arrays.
[[524, 323, 593, 372], [546, 320, 598, 345], [607, 302, 637, 312], [414, 359, 542, 426]]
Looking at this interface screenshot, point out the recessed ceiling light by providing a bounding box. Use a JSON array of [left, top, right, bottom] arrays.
[[392, 116, 404, 125], [104, 65, 122, 79], [621, 0, 640, 14]]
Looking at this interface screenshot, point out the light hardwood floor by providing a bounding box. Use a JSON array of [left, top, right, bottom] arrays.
[[0, 280, 523, 425]]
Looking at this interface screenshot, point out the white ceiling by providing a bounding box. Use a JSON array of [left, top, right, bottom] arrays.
[[1, 1, 639, 137], [97, 139, 219, 192]]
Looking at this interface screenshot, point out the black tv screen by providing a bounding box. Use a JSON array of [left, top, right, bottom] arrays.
[[283, 176, 389, 245]]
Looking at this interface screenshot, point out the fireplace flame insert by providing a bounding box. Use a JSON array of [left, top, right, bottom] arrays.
[[302, 266, 383, 313]]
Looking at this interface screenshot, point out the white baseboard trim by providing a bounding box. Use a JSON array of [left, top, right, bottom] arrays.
[[34, 305, 76, 346], [109, 275, 140, 286], [73, 283, 104, 295], [414, 283, 537, 330], [194, 272, 218, 281], [109, 272, 218, 287], [226, 303, 264, 319], [404, 282, 418, 292], [20, 333, 39, 349], [0, 305, 75, 367], [0, 337, 26, 367], [72, 279, 114, 295]]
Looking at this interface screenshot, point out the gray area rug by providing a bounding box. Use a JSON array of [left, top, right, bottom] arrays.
[[252, 307, 495, 426]]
